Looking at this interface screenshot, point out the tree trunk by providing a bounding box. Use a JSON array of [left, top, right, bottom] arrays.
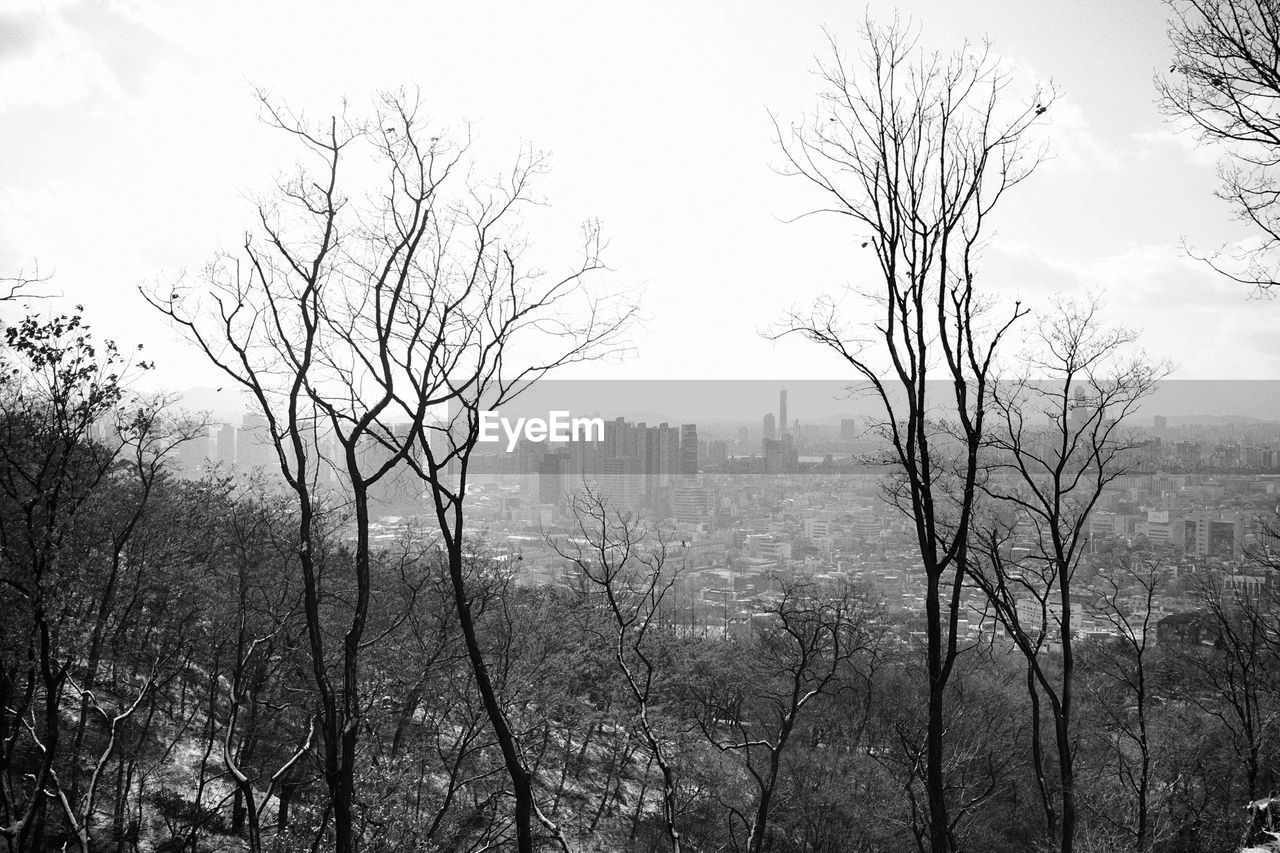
[[447, 541, 537, 852], [1027, 664, 1057, 839], [925, 574, 951, 853]]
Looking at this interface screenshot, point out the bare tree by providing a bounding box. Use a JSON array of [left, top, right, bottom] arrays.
[[551, 485, 685, 853], [398, 218, 627, 851], [1084, 556, 1167, 851], [772, 17, 1051, 851], [222, 629, 318, 853], [148, 90, 629, 853], [1177, 571, 1278, 803], [66, 391, 203, 794], [1159, 0, 1280, 292], [29, 676, 152, 853], [146, 95, 423, 852], [685, 577, 876, 853], [968, 299, 1165, 853], [343, 119, 633, 853]]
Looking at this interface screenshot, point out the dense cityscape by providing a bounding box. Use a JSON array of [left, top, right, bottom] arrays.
[[169, 388, 1280, 650]]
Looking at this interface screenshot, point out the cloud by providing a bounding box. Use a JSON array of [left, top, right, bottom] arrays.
[[1040, 97, 1125, 173], [0, 9, 101, 111], [1129, 124, 1221, 168], [0, 1, 181, 113], [0, 11, 41, 62], [58, 2, 179, 97], [993, 53, 1125, 174], [991, 240, 1280, 378]]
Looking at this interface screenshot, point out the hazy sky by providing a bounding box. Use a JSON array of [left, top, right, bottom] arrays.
[[1, 0, 1277, 391]]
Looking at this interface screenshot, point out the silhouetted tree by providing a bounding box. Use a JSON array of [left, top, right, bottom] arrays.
[[970, 299, 1165, 853], [1082, 556, 1167, 851], [773, 16, 1052, 851], [552, 486, 686, 852], [148, 90, 629, 853], [683, 577, 877, 853], [1159, 0, 1280, 292]]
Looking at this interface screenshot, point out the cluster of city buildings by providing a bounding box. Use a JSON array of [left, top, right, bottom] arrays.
[[171, 390, 1280, 648]]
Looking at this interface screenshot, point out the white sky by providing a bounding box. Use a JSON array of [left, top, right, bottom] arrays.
[[1, 0, 1277, 391]]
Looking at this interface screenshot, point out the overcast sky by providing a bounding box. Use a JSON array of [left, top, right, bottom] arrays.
[[1, 0, 1277, 394]]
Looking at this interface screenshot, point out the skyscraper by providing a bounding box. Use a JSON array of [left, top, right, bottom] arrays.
[[779, 389, 788, 440], [680, 424, 699, 477], [238, 411, 275, 472], [177, 424, 213, 476], [602, 455, 639, 507], [666, 425, 680, 484], [642, 423, 666, 498], [763, 438, 798, 474], [538, 452, 566, 505], [763, 412, 776, 441], [655, 422, 674, 487], [214, 423, 236, 468], [635, 421, 649, 494]]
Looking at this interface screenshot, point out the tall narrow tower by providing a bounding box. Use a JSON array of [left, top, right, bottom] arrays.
[[779, 389, 788, 440], [680, 424, 699, 477]]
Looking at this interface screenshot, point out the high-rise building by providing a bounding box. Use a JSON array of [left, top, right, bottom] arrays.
[[538, 452, 566, 505], [706, 440, 727, 466], [635, 422, 649, 495], [673, 482, 714, 526], [604, 417, 626, 459], [238, 411, 275, 472], [763, 438, 798, 474], [680, 424, 699, 477], [640, 423, 671, 498], [840, 419, 858, 441], [568, 424, 604, 485], [177, 424, 213, 476], [779, 390, 788, 439], [363, 423, 419, 516], [214, 423, 236, 469], [1183, 510, 1248, 559], [1069, 387, 1090, 430], [763, 412, 776, 441], [653, 423, 673, 487], [602, 455, 639, 507], [666, 426, 680, 485]]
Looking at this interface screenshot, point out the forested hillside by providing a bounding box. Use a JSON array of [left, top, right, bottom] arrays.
[[1, 309, 1278, 853]]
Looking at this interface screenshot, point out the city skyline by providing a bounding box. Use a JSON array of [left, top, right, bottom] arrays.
[[176, 379, 1280, 430]]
